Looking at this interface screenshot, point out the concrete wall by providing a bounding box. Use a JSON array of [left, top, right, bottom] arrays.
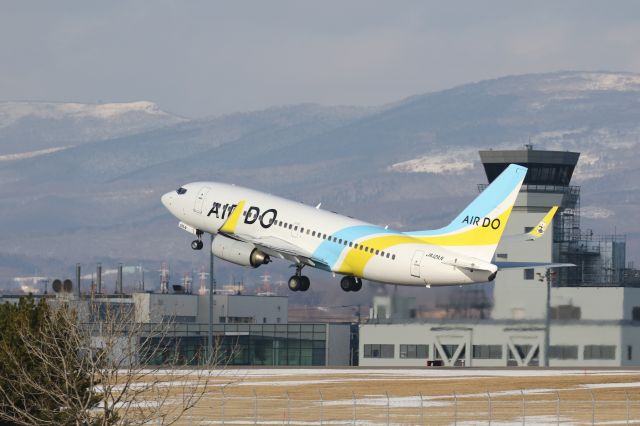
[[492, 203, 555, 320], [131, 293, 287, 324], [132, 293, 198, 323], [326, 324, 352, 366], [360, 321, 640, 367]]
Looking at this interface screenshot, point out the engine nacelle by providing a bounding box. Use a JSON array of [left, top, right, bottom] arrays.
[[211, 235, 270, 268]]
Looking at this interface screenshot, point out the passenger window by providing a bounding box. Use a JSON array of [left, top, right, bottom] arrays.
[[294, 226, 298, 231], [392, 254, 396, 260], [381, 251, 385, 257], [300, 227, 304, 233], [323, 234, 327, 239], [306, 229, 310, 235], [333, 237, 337, 242], [312, 231, 316, 237], [349, 242, 353, 247], [344, 241, 347, 246], [288, 224, 293, 229], [338, 239, 343, 244], [359, 245, 363, 251], [386, 253, 390, 258], [376, 250, 380, 255]]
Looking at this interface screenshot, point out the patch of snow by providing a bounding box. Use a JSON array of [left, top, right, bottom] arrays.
[[579, 73, 640, 91], [139, 368, 640, 379], [534, 128, 588, 140], [323, 394, 448, 408], [578, 381, 640, 390], [0, 101, 181, 128], [95, 379, 215, 393], [537, 73, 640, 94], [456, 416, 576, 426], [581, 206, 615, 220], [389, 150, 475, 174], [0, 146, 71, 161], [19, 284, 41, 293]]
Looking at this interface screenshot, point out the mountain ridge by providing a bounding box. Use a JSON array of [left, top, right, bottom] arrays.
[[1, 70, 639, 289]]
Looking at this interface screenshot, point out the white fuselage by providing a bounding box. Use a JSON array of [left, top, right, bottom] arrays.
[[161, 182, 497, 287]]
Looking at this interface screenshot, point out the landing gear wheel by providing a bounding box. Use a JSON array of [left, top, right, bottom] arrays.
[[352, 278, 362, 292], [191, 240, 203, 250], [340, 276, 362, 292], [288, 276, 302, 292], [299, 276, 310, 292], [340, 276, 354, 292], [288, 275, 310, 292]]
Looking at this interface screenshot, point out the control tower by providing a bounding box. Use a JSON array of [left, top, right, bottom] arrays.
[[481, 146, 628, 320], [480, 147, 579, 319]]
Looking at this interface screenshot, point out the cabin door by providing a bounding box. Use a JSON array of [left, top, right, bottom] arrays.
[[411, 250, 424, 278], [193, 186, 211, 214]]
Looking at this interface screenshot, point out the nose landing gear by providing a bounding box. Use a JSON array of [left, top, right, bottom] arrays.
[[340, 276, 362, 292], [288, 264, 310, 292], [191, 232, 204, 250]]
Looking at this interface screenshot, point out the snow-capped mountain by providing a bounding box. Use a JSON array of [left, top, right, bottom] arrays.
[[1, 71, 639, 288], [0, 100, 186, 156]]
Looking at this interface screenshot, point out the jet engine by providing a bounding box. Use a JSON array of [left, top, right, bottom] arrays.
[[211, 234, 270, 268]]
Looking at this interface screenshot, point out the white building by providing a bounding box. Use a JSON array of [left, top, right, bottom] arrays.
[[361, 287, 640, 367]]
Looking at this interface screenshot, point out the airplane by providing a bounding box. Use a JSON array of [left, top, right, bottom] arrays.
[[161, 164, 567, 293]]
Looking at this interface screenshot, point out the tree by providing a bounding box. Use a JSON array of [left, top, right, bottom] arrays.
[[0, 296, 220, 425]]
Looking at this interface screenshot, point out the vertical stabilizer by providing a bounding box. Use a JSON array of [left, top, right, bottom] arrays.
[[406, 164, 527, 261]]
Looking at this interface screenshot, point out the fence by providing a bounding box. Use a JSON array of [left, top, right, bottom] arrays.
[[184, 390, 640, 425]]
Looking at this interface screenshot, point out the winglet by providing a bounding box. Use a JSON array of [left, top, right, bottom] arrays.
[[219, 200, 246, 234], [526, 206, 558, 240]]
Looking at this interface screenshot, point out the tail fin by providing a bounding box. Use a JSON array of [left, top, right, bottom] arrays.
[[503, 206, 558, 242], [406, 164, 527, 262]]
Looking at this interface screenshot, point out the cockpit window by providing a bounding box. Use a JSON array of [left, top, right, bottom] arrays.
[[176, 187, 187, 195]]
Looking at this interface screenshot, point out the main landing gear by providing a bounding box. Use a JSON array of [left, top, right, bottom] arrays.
[[191, 233, 204, 250], [340, 276, 362, 292], [288, 264, 310, 292]]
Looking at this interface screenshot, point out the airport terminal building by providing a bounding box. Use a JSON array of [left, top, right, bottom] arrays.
[[1, 291, 351, 367], [360, 147, 640, 367]]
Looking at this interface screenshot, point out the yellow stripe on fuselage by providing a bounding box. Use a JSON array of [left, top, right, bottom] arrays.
[[219, 200, 246, 233], [413, 208, 512, 246], [338, 234, 418, 276]]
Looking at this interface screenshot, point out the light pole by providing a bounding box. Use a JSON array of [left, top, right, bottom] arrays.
[[208, 233, 215, 364], [537, 269, 556, 367]]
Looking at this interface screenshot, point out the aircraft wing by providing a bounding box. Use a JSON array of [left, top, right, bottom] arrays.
[[495, 261, 574, 270], [503, 206, 559, 242], [221, 232, 330, 270]]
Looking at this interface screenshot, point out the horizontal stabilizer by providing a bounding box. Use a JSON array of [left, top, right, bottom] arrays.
[[495, 261, 574, 270], [442, 257, 497, 273]]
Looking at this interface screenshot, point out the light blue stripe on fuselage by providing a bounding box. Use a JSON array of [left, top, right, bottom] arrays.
[[312, 225, 394, 269]]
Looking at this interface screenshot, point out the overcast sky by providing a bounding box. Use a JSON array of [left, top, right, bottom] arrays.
[[2, 1, 640, 117]]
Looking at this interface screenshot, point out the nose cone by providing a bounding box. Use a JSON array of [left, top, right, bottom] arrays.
[[161, 191, 174, 210]]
